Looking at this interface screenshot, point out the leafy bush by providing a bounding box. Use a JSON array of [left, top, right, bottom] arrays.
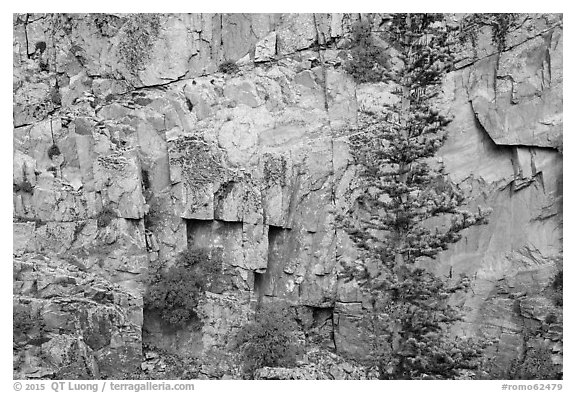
[[344, 20, 389, 83], [234, 302, 303, 377], [47, 143, 61, 160], [545, 313, 558, 325], [218, 60, 239, 75], [39, 60, 50, 72], [13, 180, 34, 193], [143, 206, 161, 231], [35, 41, 47, 54], [145, 249, 221, 327]]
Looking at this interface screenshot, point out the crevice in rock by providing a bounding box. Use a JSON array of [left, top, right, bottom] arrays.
[[256, 225, 293, 299], [23, 14, 31, 59], [331, 312, 338, 352], [131, 73, 189, 92], [219, 14, 224, 47], [542, 31, 554, 89], [274, 29, 279, 57], [495, 142, 561, 152], [14, 123, 34, 129], [493, 51, 500, 96], [312, 14, 339, 284]]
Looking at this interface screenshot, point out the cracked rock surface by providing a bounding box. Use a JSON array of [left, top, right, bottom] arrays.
[[13, 13, 562, 379]]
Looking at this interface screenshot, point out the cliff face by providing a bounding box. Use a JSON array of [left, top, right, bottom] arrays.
[[13, 254, 142, 379], [13, 13, 562, 378]]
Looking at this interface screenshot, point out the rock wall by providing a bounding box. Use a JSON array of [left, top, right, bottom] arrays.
[[13, 13, 562, 378], [438, 14, 563, 369], [13, 254, 142, 379]]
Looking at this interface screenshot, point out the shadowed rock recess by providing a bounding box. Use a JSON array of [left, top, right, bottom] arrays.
[[13, 13, 562, 379]]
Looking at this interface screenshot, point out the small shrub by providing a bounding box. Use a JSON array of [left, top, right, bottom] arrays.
[[39, 61, 50, 72], [234, 302, 303, 377], [145, 249, 221, 327], [344, 20, 389, 83], [545, 313, 558, 325], [551, 293, 562, 307], [35, 41, 47, 54], [47, 143, 61, 160], [263, 154, 287, 187], [143, 211, 160, 231], [97, 206, 117, 228], [551, 270, 562, 291], [143, 204, 161, 231], [118, 14, 161, 74], [491, 14, 518, 53], [218, 60, 239, 75], [13, 180, 34, 194], [105, 93, 117, 103], [550, 270, 563, 307]]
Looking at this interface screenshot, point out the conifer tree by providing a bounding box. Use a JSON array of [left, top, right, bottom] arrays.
[[343, 13, 490, 379]]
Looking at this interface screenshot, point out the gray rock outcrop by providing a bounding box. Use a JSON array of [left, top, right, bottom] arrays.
[[13, 13, 562, 378]]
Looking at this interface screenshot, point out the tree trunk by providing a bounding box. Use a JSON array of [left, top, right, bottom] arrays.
[[394, 13, 412, 272]]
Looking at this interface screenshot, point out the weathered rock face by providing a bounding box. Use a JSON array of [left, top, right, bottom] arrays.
[[13, 13, 562, 378], [13, 254, 142, 379], [434, 15, 563, 371]]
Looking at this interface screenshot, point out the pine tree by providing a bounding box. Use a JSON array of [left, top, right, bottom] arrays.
[[343, 14, 490, 379]]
